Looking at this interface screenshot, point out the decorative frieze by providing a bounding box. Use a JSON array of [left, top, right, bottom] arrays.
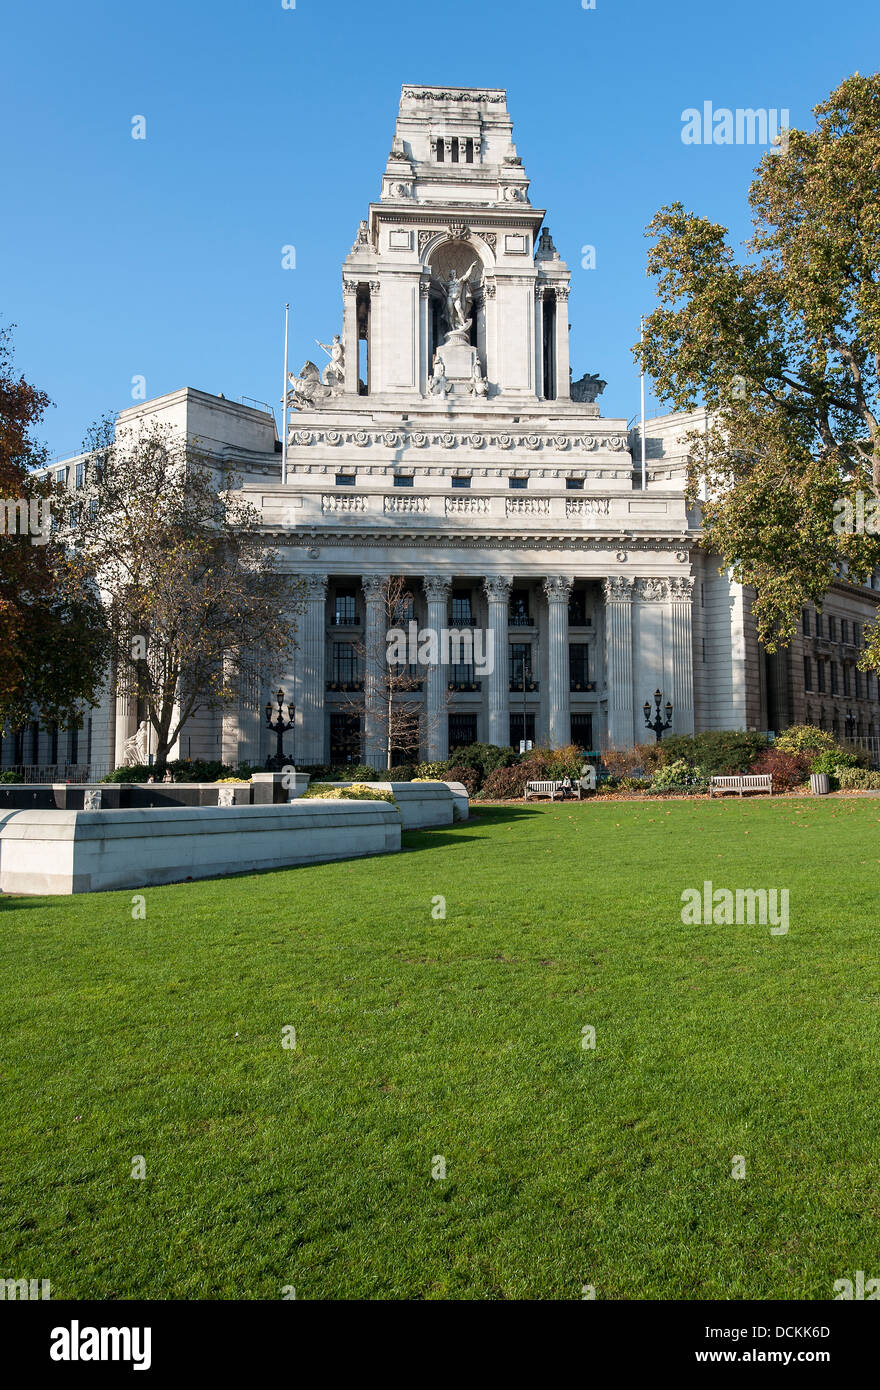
[[634, 577, 668, 602]]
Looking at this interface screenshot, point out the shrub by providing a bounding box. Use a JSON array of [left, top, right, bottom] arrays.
[[307, 784, 397, 806], [658, 730, 768, 776], [545, 744, 584, 779], [651, 758, 694, 790], [774, 724, 837, 755], [480, 759, 549, 799], [810, 748, 859, 777], [329, 763, 376, 782], [837, 767, 880, 790], [447, 743, 518, 787], [414, 760, 449, 780], [617, 776, 653, 793], [750, 748, 811, 792], [443, 764, 482, 797], [0, 769, 19, 784], [601, 743, 662, 777]]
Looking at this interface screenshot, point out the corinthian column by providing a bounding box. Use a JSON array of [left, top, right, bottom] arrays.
[[603, 577, 635, 749], [543, 576, 574, 748], [483, 575, 513, 748], [294, 574, 328, 765], [423, 576, 451, 761], [668, 577, 695, 734], [363, 574, 390, 769]]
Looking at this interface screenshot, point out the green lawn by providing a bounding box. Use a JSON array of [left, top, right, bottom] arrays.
[[1, 798, 879, 1300]]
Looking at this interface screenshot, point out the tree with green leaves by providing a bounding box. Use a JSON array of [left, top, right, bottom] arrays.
[[0, 324, 109, 736], [637, 72, 880, 669], [68, 417, 305, 771]]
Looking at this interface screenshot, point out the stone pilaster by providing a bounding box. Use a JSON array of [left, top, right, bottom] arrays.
[[423, 575, 451, 761], [342, 281, 359, 394], [294, 574, 328, 765], [543, 576, 574, 748], [555, 285, 571, 400], [363, 574, 390, 769], [668, 577, 695, 734], [603, 577, 635, 749], [483, 575, 513, 749]]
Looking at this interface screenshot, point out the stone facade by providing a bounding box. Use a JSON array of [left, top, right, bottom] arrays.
[[8, 84, 880, 776]]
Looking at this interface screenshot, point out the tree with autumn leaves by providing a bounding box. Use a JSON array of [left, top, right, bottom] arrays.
[[0, 325, 108, 736], [637, 72, 880, 672]]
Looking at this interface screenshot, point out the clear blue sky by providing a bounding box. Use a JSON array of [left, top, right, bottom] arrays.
[[2, 0, 876, 460]]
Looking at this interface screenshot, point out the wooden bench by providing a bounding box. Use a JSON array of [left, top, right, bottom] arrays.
[[709, 774, 773, 798], [524, 779, 582, 802]]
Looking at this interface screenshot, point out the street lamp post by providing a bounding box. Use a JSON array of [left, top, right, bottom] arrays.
[[265, 687, 296, 770], [643, 688, 673, 742]]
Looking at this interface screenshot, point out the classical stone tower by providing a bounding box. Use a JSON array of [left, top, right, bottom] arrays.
[[331, 84, 572, 405]]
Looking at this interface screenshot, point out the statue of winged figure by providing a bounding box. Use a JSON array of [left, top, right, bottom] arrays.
[[433, 261, 480, 341], [286, 361, 333, 410]]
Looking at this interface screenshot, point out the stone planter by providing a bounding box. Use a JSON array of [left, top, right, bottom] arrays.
[[810, 772, 831, 796]]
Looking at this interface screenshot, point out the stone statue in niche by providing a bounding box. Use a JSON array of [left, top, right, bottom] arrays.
[[435, 261, 479, 344], [570, 371, 607, 404], [316, 334, 345, 390], [429, 356, 451, 397]]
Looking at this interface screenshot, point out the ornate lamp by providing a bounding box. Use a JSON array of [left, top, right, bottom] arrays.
[[644, 689, 673, 742], [265, 687, 296, 770]]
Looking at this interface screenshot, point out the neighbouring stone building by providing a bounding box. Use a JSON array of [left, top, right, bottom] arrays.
[[7, 84, 880, 778]]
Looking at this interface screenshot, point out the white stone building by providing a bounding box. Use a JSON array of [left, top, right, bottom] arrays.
[[7, 84, 880, 777]]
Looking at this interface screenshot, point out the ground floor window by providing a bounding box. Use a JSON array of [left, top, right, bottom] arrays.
[[449, 712, 478, 750], [509, 712, 536, 748], [330, 712, 361, 764], [570, 712, 593, 751]]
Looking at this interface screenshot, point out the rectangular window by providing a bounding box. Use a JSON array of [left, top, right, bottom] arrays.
[[508, 477, 527, 489], [330, 711, 361, 764], [451, 476, 470, 489], [803, 656, 812, 691], [509, 589, 531, 625], [700, 582, 705, 609], [569, 643, 589, 689], [853, 622, 861, 647], [829, 616, 837, 641], [451, 590, 473, 626], [568, 590, 587, 625], [335, 474, 356, 487], [570, 711, 593, 751], [436, 138, 444, 162], [817, 659, 825, 693], [843, 664, 851, 696], [88, 496, 99, 519], [565, 477, 584, 491], [68, 725, 78, 764], [841, 619, 849, 644], [75, 462, 86, 489], [856, 668, 863, 698], [449, 712, 477, 749], [333, 588, 357, 625], [815, 613, 823, 637], [29, 720, 39, 764], [465, 137, 474, 164], [449, 661, 476, 687], [332, 642, 359, 684], [509, 712, 536, 748], [394, 475, 414, 487], [509, 643, 533, 687], [702, 636, 707, 664], [450, 137, 459, 163], [55, 467, 68, 486], [830, 662, 839, 695], [802, 608, 811, 636]]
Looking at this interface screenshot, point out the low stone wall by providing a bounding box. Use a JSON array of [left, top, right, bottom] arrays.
[[0, 775, 309, 811], [0, 801, 401, 896], [321, 781, 460, 830]]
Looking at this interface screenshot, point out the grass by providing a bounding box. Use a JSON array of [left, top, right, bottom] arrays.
[[1, 797, 879, 1300]]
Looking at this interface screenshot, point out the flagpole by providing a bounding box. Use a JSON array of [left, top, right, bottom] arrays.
[[639, 315, 647, 491], [281, 303, 289, 486]]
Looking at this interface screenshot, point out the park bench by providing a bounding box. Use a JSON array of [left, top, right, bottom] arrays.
[[709, 773, 773, 798], [524, 779, 582, 802]]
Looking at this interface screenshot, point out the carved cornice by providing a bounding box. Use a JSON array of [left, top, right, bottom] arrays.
[[402, 88, 506, 103], [288, 427, 628, 453]]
